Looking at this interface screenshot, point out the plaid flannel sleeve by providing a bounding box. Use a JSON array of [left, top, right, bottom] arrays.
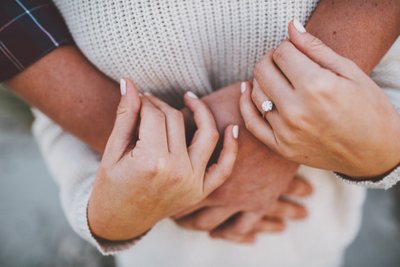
[[0, 0, 74, 82]]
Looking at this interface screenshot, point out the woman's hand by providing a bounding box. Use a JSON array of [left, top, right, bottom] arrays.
[[88, 79, 239, 241], [240, 20, 400, 178]]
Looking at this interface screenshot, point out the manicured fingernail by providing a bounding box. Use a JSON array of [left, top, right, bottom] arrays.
[[232, 125, 239, 139], [240, 82, 247, 94], [186, 91, 198, 99], [144, 91, 152, 96], [293, 19, 306, 33], [120, 78, 127, 95], [138, 92, 143, 96]]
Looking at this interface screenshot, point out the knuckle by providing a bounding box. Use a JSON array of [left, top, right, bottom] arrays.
[[307, 75, 331, 96], [343, 58, 359, 72], [168, 168, 190, 185], [273, 41, 291, 62], [217, 166, 233, 180], [279, 146, 296, 161], [116, 105, 129, 117], [309, 75, 326, 90], [307, 36, 324, 50], [253, 63, 263, 80], [278, 129, 294, 145], [153, 109, 166, 121], [276, 224, 286, 232], [245, 117, 257, 132], [146, 156, 168, 176], [229, 224, 247, 235], [285, 108, 307, 130], [250, 90, 261, 106], [173, 109, 184, 121], [254, 60, 263, 71], [193, 217, 214, 231], [103, 168, 115, 182], [168, 107, 182, 118], [207, 188, 230, 204], [208, 129, 220, 143]]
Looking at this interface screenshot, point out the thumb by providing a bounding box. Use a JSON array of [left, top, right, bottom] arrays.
[[288, 19, 354, 76], [104, 78, 141, 161]]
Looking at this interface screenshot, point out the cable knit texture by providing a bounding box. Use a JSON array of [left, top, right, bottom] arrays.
[[31, 0, 400, 266], [53, 0, 319, 106]]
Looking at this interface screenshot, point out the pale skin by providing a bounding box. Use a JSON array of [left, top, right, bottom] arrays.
[[241, 21, 400, 178], [89, 79, 240, 240], [5, 0, 400, 242]]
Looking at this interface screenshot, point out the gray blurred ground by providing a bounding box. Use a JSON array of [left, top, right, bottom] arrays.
[[0, 85, 399, 267]]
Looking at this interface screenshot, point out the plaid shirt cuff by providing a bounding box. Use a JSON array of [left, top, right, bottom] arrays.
[[0, 0, 74, 82]]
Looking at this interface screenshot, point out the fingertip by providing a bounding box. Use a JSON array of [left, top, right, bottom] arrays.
[[184, 91, 199, 105], [120, 78, 127, 96], [184, 91, 200, 111], [240, 235, 256, 244], [288, 20, 306, 45], [292, 19, 306, 33], [122, 78, 142, 109], [296, 206, 308, 219], [222, 125, 239, 155], [240, 81, 248, 94], [232, 125, 239, 140], [124, 78, 138, 95], [276, 222, 286, 232], [239, 84, 256, 117], [186, 91, 199, 99], [300, 182, 314, 197], [239, 83, 251, 104]]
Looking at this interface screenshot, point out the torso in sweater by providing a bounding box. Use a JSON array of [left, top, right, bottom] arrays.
[[54, 0, 319, 106]]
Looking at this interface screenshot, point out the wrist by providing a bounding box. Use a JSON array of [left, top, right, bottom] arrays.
[[87, 172, 155, 241], [181, 83, 243, 141]]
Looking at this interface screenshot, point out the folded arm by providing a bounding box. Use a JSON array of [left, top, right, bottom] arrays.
[[3, 0, 400, 245], [5, 0, 400, 153]]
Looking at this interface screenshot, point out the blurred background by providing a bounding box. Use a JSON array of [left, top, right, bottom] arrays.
[[1, 84, 400, 267]]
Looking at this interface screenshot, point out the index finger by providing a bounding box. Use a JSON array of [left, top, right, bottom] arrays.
[[184, 92, 219, 173], [254, 50, 295, 109], [138, 96, 169, 152], [272, 40, 329, 89]]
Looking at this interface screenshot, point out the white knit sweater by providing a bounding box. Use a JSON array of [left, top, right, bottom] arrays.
[[31, 1, 400, 266], [53, 0, 319, 105]]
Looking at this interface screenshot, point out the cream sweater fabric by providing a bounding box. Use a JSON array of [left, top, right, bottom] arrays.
[[52, 0, 319, 106], [32, 0, 400, 266]]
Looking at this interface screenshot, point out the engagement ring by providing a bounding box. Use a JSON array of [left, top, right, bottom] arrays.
[[261, 100, 273, 113], [261, 100, 274, 119]]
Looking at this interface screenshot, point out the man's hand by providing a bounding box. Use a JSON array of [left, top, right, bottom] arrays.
[[174, 83, 311, 242]]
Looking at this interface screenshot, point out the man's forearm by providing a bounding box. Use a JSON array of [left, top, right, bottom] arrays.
[[306, 0, 400, 74], [6, 46, 120, 153], [5, 0, 400, 153]]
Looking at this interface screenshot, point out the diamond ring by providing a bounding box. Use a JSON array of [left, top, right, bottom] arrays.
[[261, 100, 274, 113], [261, 100, 274, 119]]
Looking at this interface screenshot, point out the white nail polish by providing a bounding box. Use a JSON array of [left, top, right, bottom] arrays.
[[144, 92, 152, 96], [120, 78, 127, 96], [232, 125, 239, 139], [187, 91, 199, 99], [241, 82, 247, 94], [293, 19, 306, 33]]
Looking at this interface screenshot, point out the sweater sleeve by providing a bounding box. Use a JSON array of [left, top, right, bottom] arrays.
[[31, 109, 139, 255]]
